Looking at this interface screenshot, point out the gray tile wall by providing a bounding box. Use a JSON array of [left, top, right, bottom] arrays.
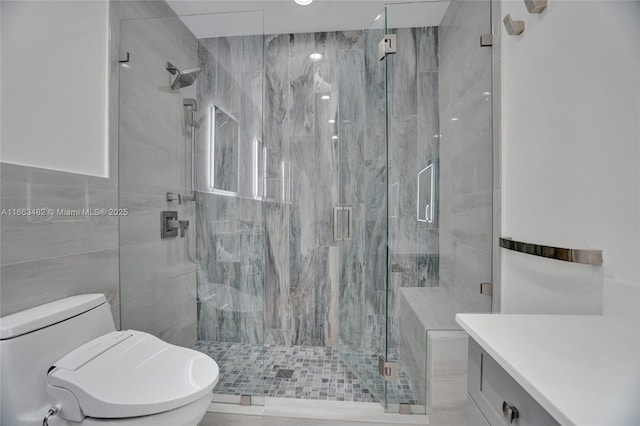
[[0, 1, 203, 338], [437, 0, 493, 313], [0, 163, 120, 322], [195, 34, 265, 345], [117, 7, 199, 347], [195, 27, 440, 353]]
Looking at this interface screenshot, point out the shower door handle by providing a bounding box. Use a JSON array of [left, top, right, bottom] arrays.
[[333, 206, 353, 242]]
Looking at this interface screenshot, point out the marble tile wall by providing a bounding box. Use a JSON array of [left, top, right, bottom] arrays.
[[196, 31, 371, 347], [195, 34, 265, 345], [117, 4, 199, 347], [195, 25, 443, 357], [437, 0, 493, 313]]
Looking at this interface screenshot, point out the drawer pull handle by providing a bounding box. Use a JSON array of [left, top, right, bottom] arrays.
[[503, 401, 519, 423]]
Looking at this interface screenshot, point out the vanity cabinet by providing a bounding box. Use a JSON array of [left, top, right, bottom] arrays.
[[467, 339, 560, 426]]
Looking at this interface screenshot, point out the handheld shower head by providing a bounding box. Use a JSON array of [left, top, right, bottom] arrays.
[[166, 62, 201, 90]]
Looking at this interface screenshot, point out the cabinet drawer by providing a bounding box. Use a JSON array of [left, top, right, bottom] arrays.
[[468, 339, 559, 426], [468, 394, 491, 426]]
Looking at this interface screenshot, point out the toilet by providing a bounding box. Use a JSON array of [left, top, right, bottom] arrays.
[[0, 294, 219, 426]]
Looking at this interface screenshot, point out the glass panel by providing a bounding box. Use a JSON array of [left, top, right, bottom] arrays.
[[118, 10, 266, 403], [385, 0, 494, 413], [192, 11, 265, 402], [336, 7, 390, 408], [118, 14, 203, 347]]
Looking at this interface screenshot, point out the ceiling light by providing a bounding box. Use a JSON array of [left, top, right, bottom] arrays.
[[451, 117, 459, 121], [320, 95, 331, 100], [332, 135, 339, 140], [309, 52, 323, 61], [295, 0, 314, 5], [328, 119, 336, 124]]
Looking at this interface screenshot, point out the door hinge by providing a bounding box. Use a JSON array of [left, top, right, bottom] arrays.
[[480, 282, 493, 295], [378, 34, 397, 61], [378, 355, 398, 381]]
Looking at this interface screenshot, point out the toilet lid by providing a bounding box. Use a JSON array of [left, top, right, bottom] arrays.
[[47, 330, 219, 419]]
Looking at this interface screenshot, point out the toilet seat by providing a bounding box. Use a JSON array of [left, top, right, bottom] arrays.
[[47, 330, 219, 422]]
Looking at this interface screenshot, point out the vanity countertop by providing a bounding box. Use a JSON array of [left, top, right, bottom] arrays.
[[456, 314, 640, 426]]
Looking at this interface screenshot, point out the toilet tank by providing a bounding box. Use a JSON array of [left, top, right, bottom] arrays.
[[0, 294, 116, 426]]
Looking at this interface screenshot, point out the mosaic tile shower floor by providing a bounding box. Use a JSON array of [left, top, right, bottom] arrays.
[[194, 341, 418, 405]]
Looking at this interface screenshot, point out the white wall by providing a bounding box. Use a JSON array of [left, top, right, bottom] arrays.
[[0, 1, 109, 177], [500, 1, 640, 314]]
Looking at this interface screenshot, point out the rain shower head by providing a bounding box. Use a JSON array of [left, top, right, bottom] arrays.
[[166, 62, 201, 90]]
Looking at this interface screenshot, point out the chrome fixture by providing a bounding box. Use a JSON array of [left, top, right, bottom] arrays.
[[333, 206, 353, 242], [183, 98, 199, 203], [166, 192, 182, 204], [294, 0, 313, 5], [499, 237, 603, 265], [183, 98, 201, 128], [166, 62, 201, 90], [377, 34, 397, 61]]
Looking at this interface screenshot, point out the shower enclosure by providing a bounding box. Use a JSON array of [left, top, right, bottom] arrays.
[[117, 0, 495, 414]]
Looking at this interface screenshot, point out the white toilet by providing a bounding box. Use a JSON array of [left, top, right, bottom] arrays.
[[0, 294, 219, 426]]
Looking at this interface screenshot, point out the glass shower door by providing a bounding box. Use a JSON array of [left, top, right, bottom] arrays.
[[336, 7, 392, 408], [384, 0, 494, 415]]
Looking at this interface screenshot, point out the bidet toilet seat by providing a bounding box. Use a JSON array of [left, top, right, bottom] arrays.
[[47, 330, 219, 422]]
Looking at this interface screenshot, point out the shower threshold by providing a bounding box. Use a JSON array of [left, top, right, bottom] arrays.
[[194, 341, 418, 406], [203, 397, 428, 424]]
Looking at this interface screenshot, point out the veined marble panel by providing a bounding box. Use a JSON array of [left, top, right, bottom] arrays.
[[314, 90, 339, 248], [313, 246, 331, 346], [363, 28, 386, 162], [417, 27, 439, 73], [289, 135, 317, 289], [417, 72, 440, 164], [338, 203, 365, 348], [388, 28, 418, 117], [289, 33, 315, 136], [290, 287, 315, 346], [264, 201, 291, 345], [238, 70, 263, 197], [264, 34, 291, 179]]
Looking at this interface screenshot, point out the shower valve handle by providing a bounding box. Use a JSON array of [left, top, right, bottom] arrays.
[[166, 192, 182, 205], [178, 220, 189, 238]]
